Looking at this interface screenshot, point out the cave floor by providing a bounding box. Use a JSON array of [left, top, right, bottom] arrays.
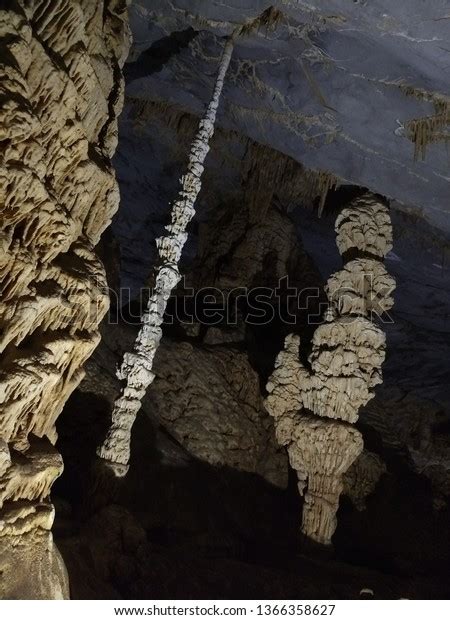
[[53, 392, 450, 600]]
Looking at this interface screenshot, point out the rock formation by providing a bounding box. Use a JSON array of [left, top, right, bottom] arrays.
[[343, 450, 386, 512], [363, 389, 450, 505], [149, 342, 287, 487], [98, 33, 237, 476], [265, 192, 395, 545], [79, 322, 288, 488], [0, 0, 130, 598], [127, 2, 450, 232]]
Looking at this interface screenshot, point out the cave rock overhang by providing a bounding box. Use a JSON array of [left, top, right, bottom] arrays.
[[126, 0, 450, 234]]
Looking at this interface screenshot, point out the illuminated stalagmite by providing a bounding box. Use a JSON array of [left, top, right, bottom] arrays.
[[0, 0, 130, 598], [265, 193, 395, 545], [98, 35, 236, 475]]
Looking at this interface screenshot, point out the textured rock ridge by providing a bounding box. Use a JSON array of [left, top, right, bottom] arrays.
[[0, 0, 130, 598], [97, 33, 236, 476], [342, 450, 386, 512], [149, 341, 287, 488], [81, 322, 288, 488], [265, 192, 395, 545]]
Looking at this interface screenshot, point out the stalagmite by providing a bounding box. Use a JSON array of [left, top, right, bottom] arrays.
[[0, 0, 130, 598], [325, 259, 395, 317], [289, 417, 363, 546], [98, 34, 237, 475], [265, 192, 396, 545], [335, 194, 393, 258]]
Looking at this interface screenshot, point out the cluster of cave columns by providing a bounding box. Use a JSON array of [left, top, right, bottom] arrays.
[[0, 1, 395, 597]]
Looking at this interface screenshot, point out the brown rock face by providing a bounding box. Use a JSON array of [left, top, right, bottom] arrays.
[[343, 450, 387, 511], [80, 322, 288, 489], [151, 341, 288, 488], [0, 0, 130, 598]]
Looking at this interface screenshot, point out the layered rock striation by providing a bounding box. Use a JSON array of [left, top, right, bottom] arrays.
[[265, 192, 395, 545], [0, 0, 130, 598]]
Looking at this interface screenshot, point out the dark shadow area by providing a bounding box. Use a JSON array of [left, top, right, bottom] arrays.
[[317, 184, 366, 218], [125, 29, 198, 83], [54, 385, 449, 599]]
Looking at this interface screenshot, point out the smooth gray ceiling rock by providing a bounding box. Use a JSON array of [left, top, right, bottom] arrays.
[[126, 0, 450, 232]]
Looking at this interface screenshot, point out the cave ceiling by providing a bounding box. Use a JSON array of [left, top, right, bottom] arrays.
[[125, 0, 450, 231]]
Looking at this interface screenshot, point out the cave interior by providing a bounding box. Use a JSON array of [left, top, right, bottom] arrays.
[[1, 0, 450, 600]]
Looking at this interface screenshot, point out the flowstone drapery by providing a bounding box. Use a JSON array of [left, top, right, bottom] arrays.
[[265, 193, 395, 545], [0, 0, 130, 598]]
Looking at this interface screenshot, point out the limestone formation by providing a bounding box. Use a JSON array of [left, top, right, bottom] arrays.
[[127, 2, 450, 229], [81, 324, 288, 488], [325, 259, 395, 317], [98, 33, 237, 475], [303, 317, 386, 424], [343, 450, 386, 511], [149, 341, 287, 488], [363, 389, 450, 502], [335, 195, 393, 258], [289, 416, 363, 546], [192, 207, 318, 293], [184, 200, 323, 347], [405, 101, 450, 161], [0, 439, 62, 509], [0, 0, 130, 598], [0, 503, 69, 599], [265, 193, 396, 545]]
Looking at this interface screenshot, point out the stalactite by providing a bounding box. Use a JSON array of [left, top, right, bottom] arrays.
[[239, 6, 284, 37], [315, 171, 340, 217], [240, 143, 340, 221], [405, 101, 450, 161], [97, 34, 237, 476], [265, 192, 396, 545], [126, 97, 341, 219]]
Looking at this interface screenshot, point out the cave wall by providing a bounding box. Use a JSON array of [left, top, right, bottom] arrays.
[[0, 0, 130, 598]]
